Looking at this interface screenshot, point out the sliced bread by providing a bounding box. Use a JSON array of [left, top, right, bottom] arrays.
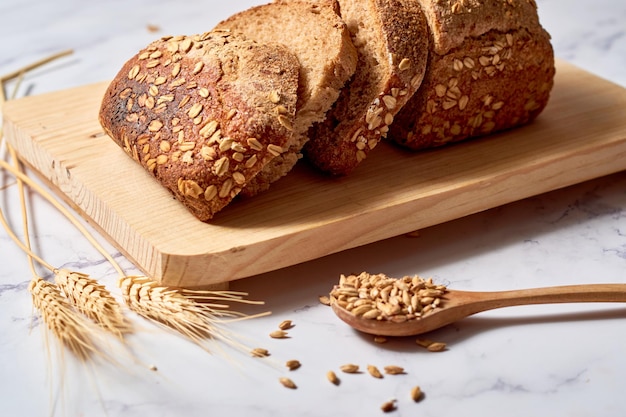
[[389, 0, 555, 150], [303, 0, 430, 175], [214, 0, 358, 195], [99, 31, 300, 221]]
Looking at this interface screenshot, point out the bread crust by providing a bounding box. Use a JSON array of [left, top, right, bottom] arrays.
[[304, 0, 430, 175], [215, 0, 357, 195], [99, 31, 299, 221], [389, 0, 555, 151], [418, 0, 542, 55]]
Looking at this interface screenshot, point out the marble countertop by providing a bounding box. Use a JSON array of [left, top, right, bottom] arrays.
[[1, 1, 625, 416]]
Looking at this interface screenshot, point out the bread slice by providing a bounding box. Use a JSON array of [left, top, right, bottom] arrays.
[[303, 0, 430, 175], [99, 31, 300, 221], [389, 0, 555, 150], [215, 0, 358, 195]]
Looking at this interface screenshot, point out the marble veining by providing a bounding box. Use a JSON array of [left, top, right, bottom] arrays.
[[2, 1, 626, 416]]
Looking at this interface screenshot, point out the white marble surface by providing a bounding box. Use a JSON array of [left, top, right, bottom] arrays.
[[1, 1, 626, 416]]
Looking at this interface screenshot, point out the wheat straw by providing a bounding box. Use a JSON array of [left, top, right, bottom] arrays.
[[2, 135, 269, 350], [1, 50, 270, 361], [0, 158, 127, 275], [1, 50, 131, 344], [0, 158, 132, 338], [0, 49, 73, 83]]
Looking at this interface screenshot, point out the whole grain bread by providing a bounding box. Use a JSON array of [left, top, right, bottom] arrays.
[[214, 0, 358, 195], [303, 0, 430, 175], [389, 0, 555, 150], [99, 31, 299, 221]]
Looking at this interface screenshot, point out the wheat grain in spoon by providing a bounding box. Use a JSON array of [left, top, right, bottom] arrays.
[[331, 283, 626, 337]]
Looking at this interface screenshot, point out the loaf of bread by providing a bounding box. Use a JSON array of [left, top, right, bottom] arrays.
[[98, 31, 299, 221], [388, 0, 555, 150], [99, 0, 555, 222], [214, 0, 357, 195], [303, 0, 430, 176]]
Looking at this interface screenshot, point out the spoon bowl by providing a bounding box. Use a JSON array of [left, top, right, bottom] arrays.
[[331, 284, 626, 337]]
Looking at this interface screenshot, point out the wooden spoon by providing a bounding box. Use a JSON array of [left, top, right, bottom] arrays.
[[331, 284, 626, 337]]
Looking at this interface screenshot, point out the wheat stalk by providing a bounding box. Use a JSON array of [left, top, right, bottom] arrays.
[[1, 50, 270, 362], [0, 155, 133, 337], [1, 51, 132, 344], [0, 49, 73, 85], [2, 144, 270, 351]]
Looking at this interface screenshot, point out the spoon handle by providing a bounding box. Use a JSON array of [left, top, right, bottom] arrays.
[[465, 283, 626, 313]]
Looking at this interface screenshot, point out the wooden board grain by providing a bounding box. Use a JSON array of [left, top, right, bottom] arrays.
[[3, 60, 626, 287]]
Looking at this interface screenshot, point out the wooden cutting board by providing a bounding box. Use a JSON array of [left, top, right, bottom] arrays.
[[3, 59, 626, 288]]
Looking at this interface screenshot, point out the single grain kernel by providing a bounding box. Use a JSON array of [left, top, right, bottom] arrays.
[[384, 365, 405, 375], [188, 103, 203, 119], [279, 320, 294, 330], [367, 365, 383, 379], [279, 377, 297, 389], [319, 295, 331, 306], [381, 399, 397, 413], [269, 330, 289, 339], [268, 90, 281, 103], [277, 115, 293, 131], [410, 385, 423, 402], [327, 370, 340, 385], [427, 342, 447, 352], [398, 58, 411, 71], [285, 360, 301, 371], [415, 338, 434, 348], [339, 364, 359, 374], [267, 144, 284, 156], [251, 347, 270, 358]]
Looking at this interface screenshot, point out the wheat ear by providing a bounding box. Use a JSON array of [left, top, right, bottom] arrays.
[[2, 51, 269, 359], [54, 269, 132, 338], [28, 276, 101, 360], [1, 53, 132, 340], [118, 275, 268, 351], [0, 157, 132, 337], [0, 154, 134, 329]]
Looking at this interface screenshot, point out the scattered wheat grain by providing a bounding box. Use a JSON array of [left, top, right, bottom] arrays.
[[285, 359, 301, 371], [279, 377, 297, 389], [381, 399, 397, 413], [269, 330, 289, 339], [416, 338, 447, 352], [327, 370, 340, 385], [410, 386, 422, 402], [340, 363, 360, 373], [251, 347, 270, 358], [319, 295, 331, 306], [278, 320, 294, 330], [384, 365, 405, 375], [367, 365, 383, 379], [427, 342, 447, 352]]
